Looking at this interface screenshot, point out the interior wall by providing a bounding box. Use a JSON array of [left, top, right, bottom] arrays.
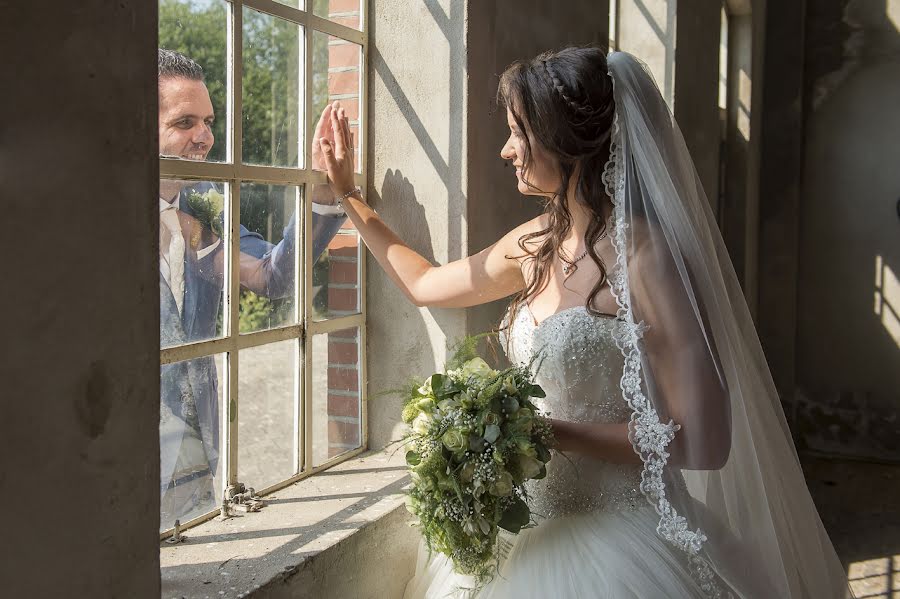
[[0, 1, 161, 596], [794, 0, 900, 459], [365, 0, 469, 450], [465, 0, 610, 343]]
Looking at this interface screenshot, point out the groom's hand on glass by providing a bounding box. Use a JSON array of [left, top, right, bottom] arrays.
[[312, 103, 338, 206], [316, 101, 359, 200]]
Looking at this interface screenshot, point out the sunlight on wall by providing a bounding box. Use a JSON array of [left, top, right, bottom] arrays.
[[737, 68, 751, 141], [888, 0, 900, 32], [848, 555, 900, 598], [718, 6, 728, 111], [874, 255, 900, 348]]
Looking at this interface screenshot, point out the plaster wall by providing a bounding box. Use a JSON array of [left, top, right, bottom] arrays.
[[465, 0, 610, 342], [795, 0, 900, 458], [0, 1, 161, 596], [616, 0, 678, 107], [673, 0, 723, 211], [365, 0, 469, 451]]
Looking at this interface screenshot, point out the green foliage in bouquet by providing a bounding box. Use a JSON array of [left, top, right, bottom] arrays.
[[402, 335, 554, 586]]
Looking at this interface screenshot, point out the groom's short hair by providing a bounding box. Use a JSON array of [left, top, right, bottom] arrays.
[[158, 48, 205, 82]]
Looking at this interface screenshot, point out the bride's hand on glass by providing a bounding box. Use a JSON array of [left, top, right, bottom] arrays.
[[316, 101, 358, 199]]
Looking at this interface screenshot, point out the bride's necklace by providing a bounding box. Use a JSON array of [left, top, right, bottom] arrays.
[[560, 218, 612, 276]]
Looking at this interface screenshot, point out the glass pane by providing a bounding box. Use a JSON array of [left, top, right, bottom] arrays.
[[239, 340, 298, 490], [159, 179, 228, 349], [160, 353, 225, 532], [312, 226, 360, 320], [312, 327, 361, 466], [159, 0, 228, 163], [311, 31, 362, 172], [243, 7, 303, 167], [273, 0, 303, 8], [239, 184, 301, 334], [312, 0, 363, 31]]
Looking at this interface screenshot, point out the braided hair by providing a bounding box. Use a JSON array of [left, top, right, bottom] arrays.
[[498, 46, 617, 330]]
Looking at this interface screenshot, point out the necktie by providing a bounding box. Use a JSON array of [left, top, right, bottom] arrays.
[[160, 205, 186, 316]]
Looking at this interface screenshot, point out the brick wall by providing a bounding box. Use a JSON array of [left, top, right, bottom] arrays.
[[324, 1, 362, 458]]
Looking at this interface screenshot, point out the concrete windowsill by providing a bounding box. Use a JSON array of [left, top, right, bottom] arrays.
[[160, 444, 415, 599]]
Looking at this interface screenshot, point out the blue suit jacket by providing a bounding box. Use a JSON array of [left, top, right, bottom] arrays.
[[160, 183, 347, 483]]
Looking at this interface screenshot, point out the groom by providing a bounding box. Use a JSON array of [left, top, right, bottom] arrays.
[[158, 49, 348, 525]]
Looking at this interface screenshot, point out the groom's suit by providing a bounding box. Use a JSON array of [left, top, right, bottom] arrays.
[[159, 183, 345, 522]]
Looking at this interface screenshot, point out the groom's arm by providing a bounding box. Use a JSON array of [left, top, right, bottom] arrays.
[[238, 207, 346, 299]]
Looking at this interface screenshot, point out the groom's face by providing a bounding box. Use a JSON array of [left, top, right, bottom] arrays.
[[158, 76, 215, 161]]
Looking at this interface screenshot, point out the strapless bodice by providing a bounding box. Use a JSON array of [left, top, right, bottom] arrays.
[[501, 305, 645, 519]]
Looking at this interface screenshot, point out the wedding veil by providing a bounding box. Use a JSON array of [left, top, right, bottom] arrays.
[[603, 51, 852, 598]]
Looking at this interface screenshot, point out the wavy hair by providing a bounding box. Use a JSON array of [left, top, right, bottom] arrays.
[[498, 46, 617, 330]]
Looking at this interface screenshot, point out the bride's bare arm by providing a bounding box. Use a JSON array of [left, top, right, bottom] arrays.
[[551, 420, 640, 465], [319, 102, 528, 308]]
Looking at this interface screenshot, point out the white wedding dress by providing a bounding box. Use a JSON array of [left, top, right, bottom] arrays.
[[402, 304, 709, 599]]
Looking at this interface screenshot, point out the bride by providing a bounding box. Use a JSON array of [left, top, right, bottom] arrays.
[[316, 47, 852, 598]]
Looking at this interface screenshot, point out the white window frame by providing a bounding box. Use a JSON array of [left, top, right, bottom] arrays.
[[159, 0, 369, 540]]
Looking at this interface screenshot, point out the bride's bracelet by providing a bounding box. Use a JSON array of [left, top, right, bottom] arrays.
[[336, 186, 362, 211]]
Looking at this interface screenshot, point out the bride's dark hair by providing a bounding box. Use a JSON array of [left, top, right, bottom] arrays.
[[498, 46, 617, 327]]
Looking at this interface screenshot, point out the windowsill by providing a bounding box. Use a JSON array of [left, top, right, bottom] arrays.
[[160, 443, 413, 598]]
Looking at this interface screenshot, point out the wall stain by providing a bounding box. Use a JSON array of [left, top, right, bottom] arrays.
[[76, 361, 113, 439]]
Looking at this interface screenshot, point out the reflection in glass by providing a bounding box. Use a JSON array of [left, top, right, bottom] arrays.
[[159, 179, 227, 349], [160, 353, 225, 532], [239, 340, 298, 490], [312, 30, 362, 172], [158, 0, 228, 163], [239, 184, 300, 333], [243, 7, 303, 167], [312, 0, 363, 31], [312, 327, 361, 466], [312, 228, 360, 320]]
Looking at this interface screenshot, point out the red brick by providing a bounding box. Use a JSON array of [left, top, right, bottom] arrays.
[[328, 234, 358, 251], [328, 340, 358, 364], [328, 366, 359, 391], [328, 287, 358, 312], [329, 44, 360, 69], [328, 419, 360, 445], [332, 14, 360, 29], [328, 261, 358, 285], [329, 70, 360, 95], [327, 0, 359, 13], [327, 394, 360, 418]]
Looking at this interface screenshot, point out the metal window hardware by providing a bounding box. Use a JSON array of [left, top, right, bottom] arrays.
[[224, 482, 266, 513], [166, 519, 187, 544]]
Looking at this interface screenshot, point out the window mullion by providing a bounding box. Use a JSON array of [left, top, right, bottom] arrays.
[[225, 1, 244, 489], [301, 21, 315, 475]]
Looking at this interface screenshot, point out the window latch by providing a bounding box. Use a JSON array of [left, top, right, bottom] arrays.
[[223, 482, 266, 514]]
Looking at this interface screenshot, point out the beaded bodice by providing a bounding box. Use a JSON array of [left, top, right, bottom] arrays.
[[501, 305, 645, 520]]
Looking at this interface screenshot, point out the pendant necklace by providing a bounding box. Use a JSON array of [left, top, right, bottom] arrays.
[[561, 218, 611, 276]]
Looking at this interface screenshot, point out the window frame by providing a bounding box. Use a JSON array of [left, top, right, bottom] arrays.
[[159, 0, 369, 540]]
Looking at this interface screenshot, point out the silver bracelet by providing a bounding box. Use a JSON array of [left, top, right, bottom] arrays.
[[336, 186, 362, 211]]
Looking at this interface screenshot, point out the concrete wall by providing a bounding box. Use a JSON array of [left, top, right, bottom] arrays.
[[465, 0, 609, 342], [793, 0, 900, 459], [0, 1, 161, 597], [366, 1, 610, 449], [365, 0, 469, 451]]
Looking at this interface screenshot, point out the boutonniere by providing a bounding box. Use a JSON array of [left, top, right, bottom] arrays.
[[186, 188, 226, 244]]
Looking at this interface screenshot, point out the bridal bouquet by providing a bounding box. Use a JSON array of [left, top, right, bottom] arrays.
[[401, 339, 554, 584]]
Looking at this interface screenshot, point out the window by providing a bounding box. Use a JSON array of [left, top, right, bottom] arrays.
[[158, 0, 367, 537]]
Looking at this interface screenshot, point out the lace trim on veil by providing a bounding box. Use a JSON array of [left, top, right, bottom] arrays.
[[602, 65, 727, 598]]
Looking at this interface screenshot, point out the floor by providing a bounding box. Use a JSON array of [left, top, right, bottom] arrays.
[[802, 455, 900, 598]]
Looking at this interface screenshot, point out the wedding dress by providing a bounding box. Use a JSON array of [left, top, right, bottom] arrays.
[[404, 50, 852, 598], [403, 305, 712, 598]]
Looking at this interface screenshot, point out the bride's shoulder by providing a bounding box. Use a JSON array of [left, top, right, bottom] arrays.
[[499, 214, 550, 256]]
